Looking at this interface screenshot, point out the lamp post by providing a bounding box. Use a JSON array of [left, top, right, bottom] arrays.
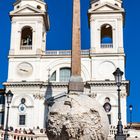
[[113, 68, 126, 140], [4, 90, 13, 140], [129, 105, 133, 129]]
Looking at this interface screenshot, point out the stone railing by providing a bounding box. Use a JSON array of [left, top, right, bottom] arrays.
[[109, 125, 128, 137], [0, 126, 129, 140], [45, 49, 89, 56], [0, 130, 48, 140], [20, 45, 32, 50], [101, 43, 113, 48]]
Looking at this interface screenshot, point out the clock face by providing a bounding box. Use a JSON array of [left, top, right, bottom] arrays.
[[17, 62, 33, 76]]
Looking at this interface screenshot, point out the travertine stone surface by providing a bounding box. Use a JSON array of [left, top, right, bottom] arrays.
[[47, 93, 109, 140]]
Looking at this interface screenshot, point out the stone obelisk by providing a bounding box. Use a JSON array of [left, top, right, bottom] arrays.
[[69, 0, 84, 92], [47, 1, 109, 139]]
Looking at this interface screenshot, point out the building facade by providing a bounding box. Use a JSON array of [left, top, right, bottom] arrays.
[[4, 0, 129, 130]]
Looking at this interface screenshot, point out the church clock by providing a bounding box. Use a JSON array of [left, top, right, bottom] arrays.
[[17, 62, 33, 76]]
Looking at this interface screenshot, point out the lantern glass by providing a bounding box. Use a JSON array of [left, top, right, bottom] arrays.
[[129, 105, 133, 111], [113, 68, 123, 86], [6, 90, 13, 104]]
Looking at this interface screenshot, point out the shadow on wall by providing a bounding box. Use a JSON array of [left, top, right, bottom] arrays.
[[44, 81, 53, 128]]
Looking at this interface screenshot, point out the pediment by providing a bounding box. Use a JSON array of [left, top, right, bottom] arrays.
[[10, 5, 43, 15], [90, 2, 124, 12]]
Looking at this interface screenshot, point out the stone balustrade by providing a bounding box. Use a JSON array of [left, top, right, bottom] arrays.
[[101, 43, 113, 48], [0, 130, 48, 140], [45, 49, 89, 56], [0, 126, 129, 140], [108, 125, 128, 137], [20, 45, 32, 50]]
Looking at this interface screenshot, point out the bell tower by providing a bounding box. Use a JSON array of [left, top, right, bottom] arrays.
[[88, 0, 125, 81], [87, 0, 128, 126], [9, 0, 49, 55], [4, 0, 50, 129], [89, 0, 124, 54]]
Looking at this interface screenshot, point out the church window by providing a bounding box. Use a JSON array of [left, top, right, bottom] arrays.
[[105, 97, 110, 102], [20, 26, 33, 50], [0, 112, 4, 125], [49, 68, 71, 82], [19, 115, 26, 125], [115, 3, 119, 7], [37, 5, 41, 9], [16, 5, 20, 9], [107, 114, 111, 124], [0, 94, 5, 104], [21, 98, 26, 104], [101, 24, 113, 48], [50, 71, 56, 81], [60, 68, 71, 82]]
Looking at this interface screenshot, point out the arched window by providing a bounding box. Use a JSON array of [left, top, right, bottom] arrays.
[[20, 26, 33, 50], [101, 24, 113, 48], [49, 68, 71, 82], [60, 68, 71, 82], [50, 71, 56, 81]]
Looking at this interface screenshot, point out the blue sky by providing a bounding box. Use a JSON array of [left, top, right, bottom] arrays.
[[0, 0, 140, 123]]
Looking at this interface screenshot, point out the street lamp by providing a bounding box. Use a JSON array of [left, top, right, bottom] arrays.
[[4, 90, 13, 140], [113, 68, 126, 140], [129, 105, 133, 129]]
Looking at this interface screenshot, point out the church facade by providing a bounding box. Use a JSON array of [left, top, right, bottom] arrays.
[[4, 0, 129, 130]]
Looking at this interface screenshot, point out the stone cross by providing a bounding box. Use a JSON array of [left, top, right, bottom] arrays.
[[69, 0, 84, 92]]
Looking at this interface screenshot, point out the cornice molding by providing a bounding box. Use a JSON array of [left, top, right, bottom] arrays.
[[13, 0, 45, 6], [3, 80, 130, 96], [8, 49, 125, 58], [86, 80, 130, 96], [89, 10, 124, 15], [3, 81, 69, 88], [88, 2, 124, 14], [86, 80, 129, 86], [4, 80, 129, 87]]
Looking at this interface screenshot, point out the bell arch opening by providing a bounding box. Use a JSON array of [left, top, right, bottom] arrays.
[[20, 26, 33, 50], [100, 24, 113, 48]]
